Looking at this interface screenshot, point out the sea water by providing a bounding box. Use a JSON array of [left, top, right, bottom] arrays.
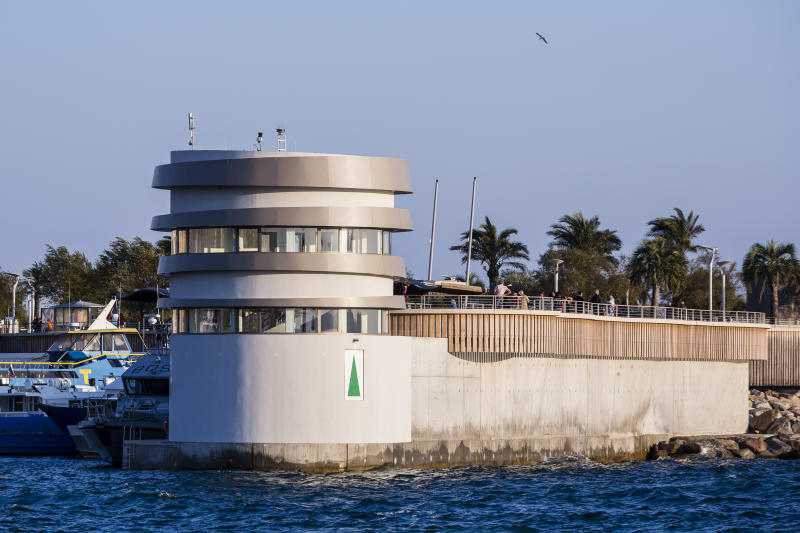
[[1, 456, 799, 531]]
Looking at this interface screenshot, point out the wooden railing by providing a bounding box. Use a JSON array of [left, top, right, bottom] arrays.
[[749, 326, 800, 387], [390, 309, 769, 362]]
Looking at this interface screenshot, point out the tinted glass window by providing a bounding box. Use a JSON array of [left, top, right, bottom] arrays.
[[320, 229, 339, 252], [238, 228, 259, 252], [320, 309, 339, 332], [260, 309, 286, 333]]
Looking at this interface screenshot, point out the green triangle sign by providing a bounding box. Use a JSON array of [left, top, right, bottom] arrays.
[[347, 355, 361, 397]]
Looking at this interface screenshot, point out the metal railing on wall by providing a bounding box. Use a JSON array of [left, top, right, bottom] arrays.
[[405, 295, 766, 324]]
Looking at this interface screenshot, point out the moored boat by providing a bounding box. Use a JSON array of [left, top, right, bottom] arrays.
[[0, 301, 145, 455], [71, 353, 169, 464]]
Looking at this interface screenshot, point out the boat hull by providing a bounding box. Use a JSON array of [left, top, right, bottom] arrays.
[[0, 412, 77, 455], [80, 423, 166, 465]]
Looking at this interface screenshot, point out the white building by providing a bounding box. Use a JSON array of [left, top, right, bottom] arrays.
[[152, 150, 417, 445]]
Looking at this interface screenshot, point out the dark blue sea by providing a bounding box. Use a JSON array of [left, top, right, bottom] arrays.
[[1, 457, 799, 532]]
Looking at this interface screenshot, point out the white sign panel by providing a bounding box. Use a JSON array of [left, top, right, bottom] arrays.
[[344, 349, 364, 401]]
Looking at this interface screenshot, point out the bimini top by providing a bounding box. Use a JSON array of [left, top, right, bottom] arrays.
[[152, 150, 413, 194]]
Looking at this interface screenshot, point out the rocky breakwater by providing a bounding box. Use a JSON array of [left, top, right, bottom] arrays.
[[747, 388, 800, 435], [647, 388, 800, 461]]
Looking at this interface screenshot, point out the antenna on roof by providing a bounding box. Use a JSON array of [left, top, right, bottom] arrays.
[[276, 128, 286, 152], [256, 131, 263, 151], [187, 113, 195, 150]]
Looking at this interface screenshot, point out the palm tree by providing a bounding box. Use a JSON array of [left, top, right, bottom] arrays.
[[547, 212, 622, 263], [742, 240, 800, 319], [628, 237, 688, 306], [450, 216, 529, 289], [647, 208, 705, 253]]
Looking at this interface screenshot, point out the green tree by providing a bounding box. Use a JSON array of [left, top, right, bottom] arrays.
[[742, 240, 800, 319], [675, 258, 745, 310], [450, 216, 529, 289], [628, 238, 688, 306], [93, 237, 169, 322], [547, 212, 622, 264], [155, 235, 172, 256], [500, 269, 538, 295], [647, 208, 705, 253], [23, 245, 95, 305], [531, 248, 633, 301]]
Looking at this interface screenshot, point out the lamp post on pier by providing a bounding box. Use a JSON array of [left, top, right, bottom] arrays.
[[718, 260, 733, 321], [552, 259, 564, 294], [698, 245, 718, 318]]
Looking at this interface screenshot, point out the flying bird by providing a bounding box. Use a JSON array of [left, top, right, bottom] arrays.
[[536, 32, 548, 44]]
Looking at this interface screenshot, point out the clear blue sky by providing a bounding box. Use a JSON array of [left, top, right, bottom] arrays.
[[1, 1, 798, 283]]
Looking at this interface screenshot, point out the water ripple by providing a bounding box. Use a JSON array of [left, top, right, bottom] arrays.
[[0, 457, 799, 531]]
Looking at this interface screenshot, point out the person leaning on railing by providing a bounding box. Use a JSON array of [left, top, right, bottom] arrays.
[[606, 294, 616, 316]]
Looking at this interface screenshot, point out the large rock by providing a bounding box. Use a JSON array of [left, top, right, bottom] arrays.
[[755, 402, 771, 410], [735, 448, 755, 459], [792, 422, 800, 434], [766, 417, 794, 435], [771, 401, 791, 411], [717, 439, 739, 451], [749, 409, 779, 433], [765, 438, 792, 457], [658, 439, 685, 454], [678, 441, 702, 454], [742, 438, 767, 453], [646, 444, 664, 460]]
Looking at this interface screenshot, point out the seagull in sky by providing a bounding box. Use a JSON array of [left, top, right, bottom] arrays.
[[536, 32, 548, 44]]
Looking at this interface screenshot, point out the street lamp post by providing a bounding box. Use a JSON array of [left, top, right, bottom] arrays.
[[698, 245, 718, 317], [552, 259, 564, 294], [1, 272, 34, 332], [718, 260, 733, 320]]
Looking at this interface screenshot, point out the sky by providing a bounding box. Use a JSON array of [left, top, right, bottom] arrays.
[[1, 1, 798, 283]]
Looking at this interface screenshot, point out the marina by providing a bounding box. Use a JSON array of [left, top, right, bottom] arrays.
[[1, 2, 799, 529], [0, 302, 146, 455]]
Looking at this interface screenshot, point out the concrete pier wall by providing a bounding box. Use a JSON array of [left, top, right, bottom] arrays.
[[133, 335, 749, 471], [410, 339, 749, 442]]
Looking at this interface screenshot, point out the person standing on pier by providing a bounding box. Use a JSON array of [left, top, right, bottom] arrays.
[[590, 289, 601, 314]]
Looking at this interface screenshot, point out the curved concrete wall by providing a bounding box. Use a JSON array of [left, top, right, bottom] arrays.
[[154, 152, 412, 194], [170, 272, 392, 300], [171, 188, 396, 212], [163, 296, 404, 309], [159, 254, 406, 277], [170, 334, 412, 443], [151, 206, 412, 232]]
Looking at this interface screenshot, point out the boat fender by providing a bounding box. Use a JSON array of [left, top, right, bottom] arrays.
[[164, 415, 169, 434]]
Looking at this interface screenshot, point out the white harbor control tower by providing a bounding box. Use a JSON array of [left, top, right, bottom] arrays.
[[152, 149, 419, 445]]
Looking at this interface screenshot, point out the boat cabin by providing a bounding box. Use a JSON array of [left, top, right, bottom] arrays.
[[121, 354, 170, 397], [40, 301, 105, 331], [0, 391, 41, 413], [46, 329, 137, 360]]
